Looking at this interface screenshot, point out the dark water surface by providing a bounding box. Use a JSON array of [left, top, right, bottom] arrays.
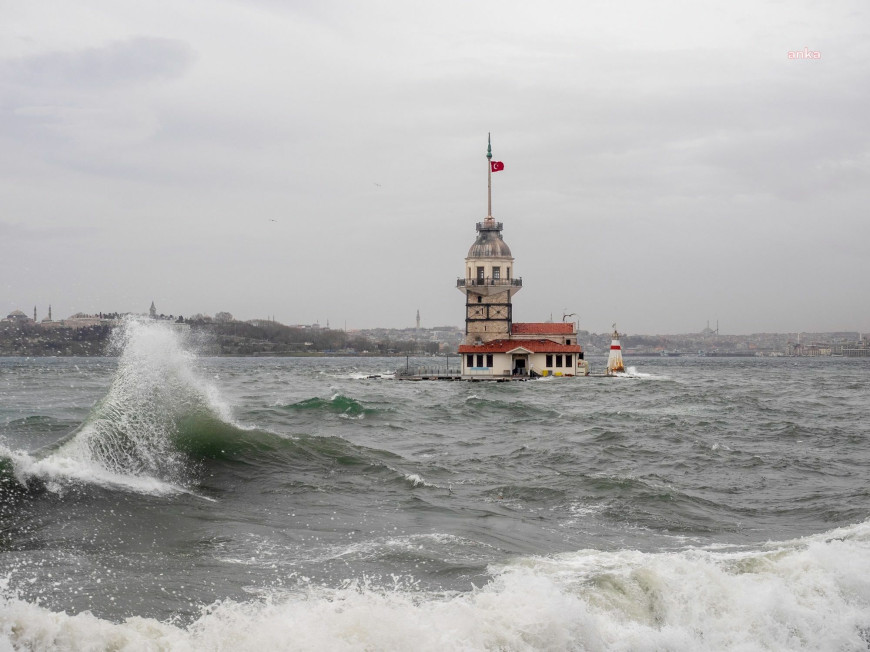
[[2, 321, 869, 650]]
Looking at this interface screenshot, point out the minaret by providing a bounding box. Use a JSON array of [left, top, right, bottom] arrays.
[[48, 305, 52, 321], [149, 301, 157, 318], [456, 134, 521, 345], [33, 306, 37, 322], [416, 309, 421, 332]]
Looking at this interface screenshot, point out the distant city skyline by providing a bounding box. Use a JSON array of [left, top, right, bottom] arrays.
[[2, 1, 868, 335], [4, 303, 867, 338]]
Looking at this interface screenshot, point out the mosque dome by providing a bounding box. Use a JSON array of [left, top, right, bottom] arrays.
[[6, 310, 27, 319]]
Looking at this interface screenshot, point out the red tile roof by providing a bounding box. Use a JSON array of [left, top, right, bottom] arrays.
[[458, 339, 582, 354], [511, 322, 574, 335]]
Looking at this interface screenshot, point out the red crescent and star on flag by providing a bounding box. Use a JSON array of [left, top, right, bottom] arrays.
[[490, 161, 504, 172]]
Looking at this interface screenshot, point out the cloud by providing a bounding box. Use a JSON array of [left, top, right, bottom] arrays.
[[1, 1, 868, 333], [1, 37, 194, 90], [0, 37, 195, 180], [0, 221, 98, 241]]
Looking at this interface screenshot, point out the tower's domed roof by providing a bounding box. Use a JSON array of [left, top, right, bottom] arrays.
[[467, 218, 513, 258]]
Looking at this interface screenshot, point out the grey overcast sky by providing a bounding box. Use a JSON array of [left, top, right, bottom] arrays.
[[2, 1, 868, 335]]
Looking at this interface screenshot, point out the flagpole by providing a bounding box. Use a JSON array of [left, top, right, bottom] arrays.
[[486, 133, 492, 217]]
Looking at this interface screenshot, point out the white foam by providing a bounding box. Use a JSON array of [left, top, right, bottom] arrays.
[[607, 366, 667, 380], [3, 521, 868, 651], [381, 465, 440, 489], [403, 473, 435, 488], [331, 372, 394, 380], [2, 445, 184, 496], [338, 372, 372, 380]]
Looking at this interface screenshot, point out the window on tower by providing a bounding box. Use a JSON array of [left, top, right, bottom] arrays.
[[477, 267, 485, 282], [492, 267, 500, 279]]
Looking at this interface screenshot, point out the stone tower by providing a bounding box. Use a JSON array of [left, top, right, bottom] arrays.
[[456, 135, 522, 345]]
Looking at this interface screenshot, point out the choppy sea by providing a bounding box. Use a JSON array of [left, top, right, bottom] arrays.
[[1, 319, 869, 651]]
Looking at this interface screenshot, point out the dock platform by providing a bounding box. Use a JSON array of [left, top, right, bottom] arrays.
[[395, 364, 536, 381]]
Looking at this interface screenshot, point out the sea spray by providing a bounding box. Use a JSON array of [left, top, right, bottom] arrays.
[[8, 318, 235, 492], [2, 353, 869, 647], [2, 522, 869, 650]]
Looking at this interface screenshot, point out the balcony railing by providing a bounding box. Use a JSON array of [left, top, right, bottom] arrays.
[[457, 278, 523, 288]]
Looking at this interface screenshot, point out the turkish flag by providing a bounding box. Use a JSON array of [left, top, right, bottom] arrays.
[[490, 161, 504, 172]]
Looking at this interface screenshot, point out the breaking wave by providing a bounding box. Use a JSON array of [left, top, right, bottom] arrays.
[[2, 519, 869, 651], [0, 318, 239, 496]]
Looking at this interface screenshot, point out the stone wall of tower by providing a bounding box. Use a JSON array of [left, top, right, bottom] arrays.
[[465, 321, 510, 343], [477, 291, 509, 305], [464, 289, 512, 344]]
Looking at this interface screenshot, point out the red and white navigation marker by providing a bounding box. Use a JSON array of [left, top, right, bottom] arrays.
[[607, 324, 625, 375]]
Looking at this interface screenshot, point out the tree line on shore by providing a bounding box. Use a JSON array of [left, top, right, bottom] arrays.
[[0, 318, 440, 357]]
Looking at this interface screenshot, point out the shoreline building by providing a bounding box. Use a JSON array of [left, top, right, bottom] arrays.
[[456, 136, 585, 379]]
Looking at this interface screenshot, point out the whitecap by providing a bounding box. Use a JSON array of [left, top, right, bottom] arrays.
[[3, 521, 870, 650]]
